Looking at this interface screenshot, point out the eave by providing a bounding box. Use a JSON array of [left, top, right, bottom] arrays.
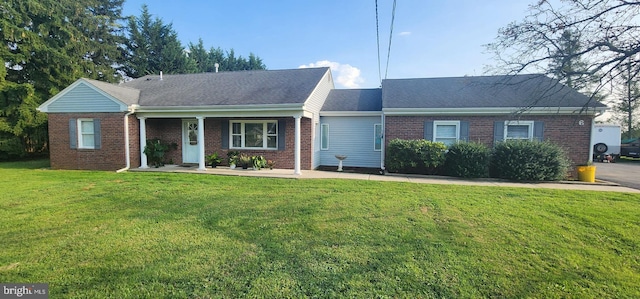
[[382, 106, 607, 116]]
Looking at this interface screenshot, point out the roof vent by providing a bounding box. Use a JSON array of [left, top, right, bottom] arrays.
[[160, 71, 163, 80]]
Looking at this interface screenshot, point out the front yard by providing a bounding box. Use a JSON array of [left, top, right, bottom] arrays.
[[0, 160, 638, 298]]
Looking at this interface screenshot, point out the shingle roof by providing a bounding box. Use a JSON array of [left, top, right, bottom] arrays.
[[321, 89, 382, 111], [84, 78, 140, 105], [382, 74, 607, 109], [121, 67, 329, 106]]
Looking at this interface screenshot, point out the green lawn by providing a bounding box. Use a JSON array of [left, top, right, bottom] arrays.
[[0, 160, 639, 298]]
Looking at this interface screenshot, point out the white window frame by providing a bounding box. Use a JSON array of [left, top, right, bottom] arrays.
[[77, 118, 95, 149], [229, 120, 278, 150], [320, 123, 329, 150], [504, 120, 534, 140], [374, 123, 382, 151], [433, 120, 460, 146]]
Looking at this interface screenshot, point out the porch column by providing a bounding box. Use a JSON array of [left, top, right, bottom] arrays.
[[139, 117, 148, 169], [197, 116, 206, 171], [294, 115, 302, 175]]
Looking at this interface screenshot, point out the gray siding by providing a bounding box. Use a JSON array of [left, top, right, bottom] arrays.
[[47, 82, 126, 112], [319, 116, 381, 168]]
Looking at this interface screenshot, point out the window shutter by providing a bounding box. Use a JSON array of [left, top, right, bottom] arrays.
[[533, 121, 544, 141], [460, 121, 469, 142], [424, 121, 434, 141], [221, 121, 229, 149], [93, 119, 101, 149], [278, 119, 286, 150], [69, 119, 77, 149], [493, 121, 504, 143]]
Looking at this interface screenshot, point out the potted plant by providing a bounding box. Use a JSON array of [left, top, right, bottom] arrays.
[[227, 150, 240, 169], [251, 155, 267, 170], [266, 159, 276, 170], [238, 154, 252, 169], [205, 152, 222, 168]]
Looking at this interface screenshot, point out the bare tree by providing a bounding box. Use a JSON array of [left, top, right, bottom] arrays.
[[486, 0, 640, 105]]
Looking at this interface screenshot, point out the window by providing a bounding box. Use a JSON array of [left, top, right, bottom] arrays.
[[504, 121, 534, 140], [320, 123, 329, 150], [230, 120, 278, 149], [78, 119, 95, 149], [433, 121, 459, 146], [374, 123, 382, 151]]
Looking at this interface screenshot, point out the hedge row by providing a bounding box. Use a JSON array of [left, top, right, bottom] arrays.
[[385, 139, 571, 181]]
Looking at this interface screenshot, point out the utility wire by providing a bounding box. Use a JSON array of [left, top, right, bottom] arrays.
[[375, 0, 382, 85], [384, 0, 397, 80]]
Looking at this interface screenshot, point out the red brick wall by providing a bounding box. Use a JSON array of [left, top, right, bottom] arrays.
[[48, 113, 136, 171], [385, 115, 593, 167], [145, 117, 314, 169]]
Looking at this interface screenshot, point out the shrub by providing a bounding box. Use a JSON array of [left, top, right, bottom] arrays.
[[143, 138, 177, 168], [385, 139, 447, 174], [444, 142, 490, 178], [490, 140, 570, 181]]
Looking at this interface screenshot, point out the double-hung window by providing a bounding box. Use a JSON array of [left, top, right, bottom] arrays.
[[433, 121, 459, 146], [504, 121, 534, 140], [78, 119, 95, 149], [230, 120, 278, 149]]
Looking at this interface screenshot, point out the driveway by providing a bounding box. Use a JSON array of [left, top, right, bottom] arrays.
[[596, 162, 640, 190]]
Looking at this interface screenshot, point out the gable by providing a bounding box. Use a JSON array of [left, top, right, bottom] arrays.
[[39, 79, 130, 113]]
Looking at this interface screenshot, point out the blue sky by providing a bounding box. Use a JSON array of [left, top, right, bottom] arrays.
[[122, 1, 532, 89]]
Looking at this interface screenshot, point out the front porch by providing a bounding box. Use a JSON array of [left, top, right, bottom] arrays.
[[137, 115, 313, 175]]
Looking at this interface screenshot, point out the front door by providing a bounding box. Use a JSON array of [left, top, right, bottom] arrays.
[[182, 120, 199, 163]]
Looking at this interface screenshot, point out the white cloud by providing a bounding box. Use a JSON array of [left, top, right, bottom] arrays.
[[299, 60, 364, 88], [399, 31, 411, 36]]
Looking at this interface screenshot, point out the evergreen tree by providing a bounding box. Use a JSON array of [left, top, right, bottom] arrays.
[[0, 0, 125, 159], [548, 31, 594, 91], [123, 5, 195, 78], [612, 63, 640, 139], [188, 41, 267, 73]]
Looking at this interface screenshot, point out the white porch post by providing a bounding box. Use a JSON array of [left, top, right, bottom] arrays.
[[197, 116, 206, 171], [139, 117, 148, 169], [294, 115, 302, 175]]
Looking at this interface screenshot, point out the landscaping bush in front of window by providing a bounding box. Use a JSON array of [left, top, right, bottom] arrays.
[[444, 142, 491, 178], [490, 140, 570, 181], [385, 139, 447, 174]]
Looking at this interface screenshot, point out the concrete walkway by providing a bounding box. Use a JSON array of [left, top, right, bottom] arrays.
[[131, 165, 640, 193]]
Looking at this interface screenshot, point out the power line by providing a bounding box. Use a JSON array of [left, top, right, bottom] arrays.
[[375, 0, 382, 85], [384, 0, 397, 80]]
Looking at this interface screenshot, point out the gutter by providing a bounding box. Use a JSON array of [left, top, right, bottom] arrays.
[[116, 105, 139, 173]]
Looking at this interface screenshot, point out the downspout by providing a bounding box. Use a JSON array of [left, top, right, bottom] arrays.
[[116, 105, 139, 173]]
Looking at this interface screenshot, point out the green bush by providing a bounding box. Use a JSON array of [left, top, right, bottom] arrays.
[[385, 139, 447, 174], [444, 142, 490, 178], [143, 138, 177, 168], [490, 140, 570, 181]]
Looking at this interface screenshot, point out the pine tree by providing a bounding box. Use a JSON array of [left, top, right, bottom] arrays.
[[0, 0, 125, 159], [123, 5, 195, 78]]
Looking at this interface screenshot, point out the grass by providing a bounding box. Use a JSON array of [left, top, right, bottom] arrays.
[[0, 160, 639, 298]]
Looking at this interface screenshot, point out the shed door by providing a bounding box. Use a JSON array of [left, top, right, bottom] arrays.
[[182, 120, 199, 163]]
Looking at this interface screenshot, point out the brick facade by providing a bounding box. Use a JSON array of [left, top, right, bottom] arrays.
[[385, 115, 593, 168], [145, 117, 314, 169], [48, 113, 140, 171]]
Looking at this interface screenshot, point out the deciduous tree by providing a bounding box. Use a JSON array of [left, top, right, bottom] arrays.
[[486, 0, 640, 113]]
